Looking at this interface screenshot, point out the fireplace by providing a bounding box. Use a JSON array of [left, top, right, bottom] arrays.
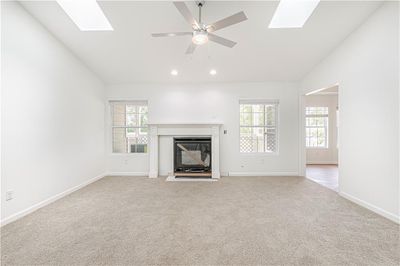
[[173, 137, 212, 177]]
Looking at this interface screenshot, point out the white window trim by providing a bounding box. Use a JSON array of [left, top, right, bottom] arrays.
[[239, 99, 280, 155], [305, 107, 329, 149], [109, 100, 149, 155]]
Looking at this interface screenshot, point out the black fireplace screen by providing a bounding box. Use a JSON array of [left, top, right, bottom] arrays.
[[174, 137, 211, 173]]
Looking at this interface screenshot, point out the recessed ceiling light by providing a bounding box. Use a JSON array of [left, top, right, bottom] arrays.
[[269, 0, 320, 29], [57, 0, 113, 31], [171, 69, 178, 76], [210, 69, 217, 76]]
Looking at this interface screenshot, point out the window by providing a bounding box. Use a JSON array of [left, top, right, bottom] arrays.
[[110, 101, 148, 153], [239, 100, 278, 153], [305, 107, 328, 148]]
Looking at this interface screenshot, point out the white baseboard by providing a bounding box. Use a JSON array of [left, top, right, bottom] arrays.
[[228, 172, 299, 177], [339, 191, 399, 224], [106, 172, 148, 177], [306, 161, 338, 165], [1, 172, 107, 227]]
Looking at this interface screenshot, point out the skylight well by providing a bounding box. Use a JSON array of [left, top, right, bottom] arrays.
[[57, 0, 113, 31], [269, 0, 320, 28]]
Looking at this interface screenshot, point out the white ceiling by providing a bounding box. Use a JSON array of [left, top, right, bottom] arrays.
[[20, 1, 382, 84]]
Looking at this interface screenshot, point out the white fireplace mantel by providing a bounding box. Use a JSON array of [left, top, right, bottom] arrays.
[[148, 122, 222, 179]]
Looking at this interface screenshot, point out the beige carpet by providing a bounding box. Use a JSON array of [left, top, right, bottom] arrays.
[[1, 176, 399, 265]]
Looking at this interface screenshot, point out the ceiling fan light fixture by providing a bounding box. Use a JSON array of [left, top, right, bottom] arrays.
[[192, 30, 208, 45]]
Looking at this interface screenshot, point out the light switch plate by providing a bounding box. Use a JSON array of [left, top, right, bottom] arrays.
[[6, 190, 13, 201]]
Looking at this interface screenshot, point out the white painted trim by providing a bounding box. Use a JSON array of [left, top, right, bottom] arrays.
[[107, 172, 148, 177], [339, 191, 399, 224], [1, 172, 107, 227], [306, 161, 338, 165], [148, 124, 222, 179], [228, 172, 299, 177]]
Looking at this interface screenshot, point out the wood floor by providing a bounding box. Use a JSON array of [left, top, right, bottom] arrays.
[[306, 164, 338, 191]]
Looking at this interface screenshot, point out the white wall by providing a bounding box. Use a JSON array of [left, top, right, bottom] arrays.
[[106, 82, 300, 176], [301, 2, 399, 222], [305, 94, 338, 164], [1, 2, 106, 223]]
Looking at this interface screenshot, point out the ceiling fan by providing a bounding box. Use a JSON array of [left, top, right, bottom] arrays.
[[151, 1, 248, 54]]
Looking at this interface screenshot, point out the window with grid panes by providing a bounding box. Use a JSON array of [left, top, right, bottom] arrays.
[[239, 100, 278, 153], [110, 101, 148, 153], [305, 107, 328, 148]]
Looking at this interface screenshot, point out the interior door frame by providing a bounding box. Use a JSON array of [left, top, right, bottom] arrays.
[[298, 84, 340, 191]]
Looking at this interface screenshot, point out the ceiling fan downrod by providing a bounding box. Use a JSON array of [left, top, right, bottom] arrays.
[[196, 1, 205, 24]]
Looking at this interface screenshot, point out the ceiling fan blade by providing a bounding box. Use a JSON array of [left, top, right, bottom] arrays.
[[185, 42, 197, 54], [173, 2, 200, 29], [207, 11, 248, 32], [151, 32, 192, 37], [208, 33, 237, 48]]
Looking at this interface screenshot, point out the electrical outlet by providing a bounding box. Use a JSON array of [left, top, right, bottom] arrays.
[[224, 129, 227, 134], [6, 190, 13, 201]]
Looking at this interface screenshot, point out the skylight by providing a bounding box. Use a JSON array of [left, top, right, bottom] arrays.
[[57, 0, 113, 31], [269, 0, 320, 28]]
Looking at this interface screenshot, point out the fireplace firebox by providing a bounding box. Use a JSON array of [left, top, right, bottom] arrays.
[[173, 137, 212, 177]]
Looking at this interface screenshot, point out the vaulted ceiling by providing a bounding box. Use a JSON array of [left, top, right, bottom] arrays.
[[20, 1, 382, 84]]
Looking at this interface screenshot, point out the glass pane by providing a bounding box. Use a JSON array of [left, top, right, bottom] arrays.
[[112, 128, 127, 153], [126, 114, 138, 127], [309, 118, 316, 126], [252, 104, 264, 113], [240, 113, 252, 126], [265, 127, 276, 152], [253, 127, 264, 153], [240, 127, 252, 135], [317, 137, 325, 147], [309, 137, 317, 147], [240, 104, 263, 113], [265, 105, 276, 126], [126, 128, 148, 153], [240, 126, 253, 152], [112, 103, 126, 126], [139, 127, 148, 134], [138, 106, 148, 114], [316, 117, 325, 126], [139, 113, 148, 127], [240, 104, 253, 113], [240, 127, 264, 152], [252, 112, 264, 126], [306, 107, 315, 115], [317, 128, 325, 138], [126, 105, 137, 114], [312, 128, 319, 138]]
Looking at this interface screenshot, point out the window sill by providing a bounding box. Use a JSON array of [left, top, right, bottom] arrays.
[[306, 147, 329, 150]]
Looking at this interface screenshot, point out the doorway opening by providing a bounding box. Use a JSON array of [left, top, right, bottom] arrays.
[[303, 85, 339, 191]]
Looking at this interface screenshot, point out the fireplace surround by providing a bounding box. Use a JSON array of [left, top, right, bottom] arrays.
[[147, 123, 222, 179]]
